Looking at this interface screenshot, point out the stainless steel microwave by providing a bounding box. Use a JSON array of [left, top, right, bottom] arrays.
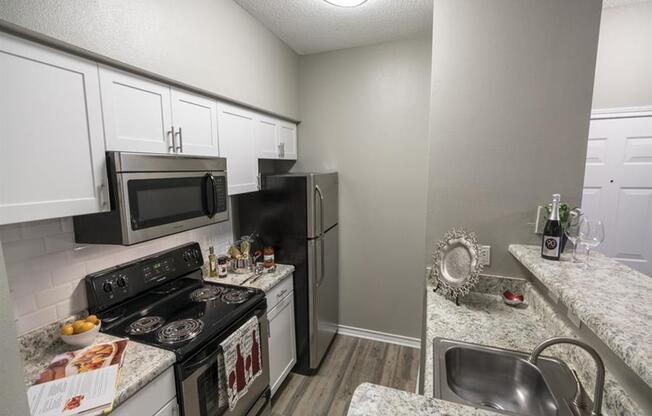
[[74, 152, 228, 245]]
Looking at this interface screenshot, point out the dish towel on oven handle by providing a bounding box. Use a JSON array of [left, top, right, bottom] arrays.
[[219, 315, 262, 410]]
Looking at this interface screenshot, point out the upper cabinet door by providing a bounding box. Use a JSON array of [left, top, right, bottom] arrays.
[[0, 33, 109, 225], [278, 121, 298, 160], [170, 88, 219, 156], [217, 103, 259, 195], [100, 66, 173, 154], [256, 115, 281, 159]]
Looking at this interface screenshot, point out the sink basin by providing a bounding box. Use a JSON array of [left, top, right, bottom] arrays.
[[433, 338, 582, 416]]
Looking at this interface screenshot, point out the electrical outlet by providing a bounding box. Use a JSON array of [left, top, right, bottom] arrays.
[[479, 245, 491, 266]]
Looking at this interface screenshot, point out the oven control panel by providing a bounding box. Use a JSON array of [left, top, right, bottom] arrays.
[[85, 242, 204, 313]]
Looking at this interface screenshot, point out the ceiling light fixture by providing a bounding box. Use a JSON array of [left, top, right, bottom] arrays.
[[323, 0, 368, 8]]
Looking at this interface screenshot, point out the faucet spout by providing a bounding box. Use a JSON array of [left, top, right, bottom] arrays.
[[528, 337, 605, 416]]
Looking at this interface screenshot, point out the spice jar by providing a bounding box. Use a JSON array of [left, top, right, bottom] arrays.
[[217, 256, 228, 278], [263, 247, 275, 269]]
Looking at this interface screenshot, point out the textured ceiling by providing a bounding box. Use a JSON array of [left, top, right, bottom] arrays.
[[233, 0, 433, 55], [603, 0, 651, 7]]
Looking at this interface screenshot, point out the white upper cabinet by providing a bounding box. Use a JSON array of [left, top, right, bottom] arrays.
[[100, 66, 174, 154], [256, 115, 281, 159], [255, 116, 298, 160], [278, 121, 298, 160], [170, 88, 219, 156], [217, 102, 259, 195], [0, 33, 109, 225]]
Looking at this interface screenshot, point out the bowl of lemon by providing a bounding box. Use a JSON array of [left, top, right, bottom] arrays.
[[60, 315, 101, 347]]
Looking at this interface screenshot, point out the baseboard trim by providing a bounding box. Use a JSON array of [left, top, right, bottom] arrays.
[[337, 324, 421, 349]]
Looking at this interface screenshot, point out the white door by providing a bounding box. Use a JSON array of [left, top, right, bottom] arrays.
[[256, 115, 280, 159], [100, 66, 173, 154], [217, 102, 259, 195], [0, 33, 109, 225], [278, 122, 298, 160], [170, 88, 219, 156], [268, 292, 296, 397], [582, 113, 652, 276]]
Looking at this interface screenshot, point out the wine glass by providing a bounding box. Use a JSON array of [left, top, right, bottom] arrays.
[[579, 218, 605, 269], [564, 211, 582, 263]]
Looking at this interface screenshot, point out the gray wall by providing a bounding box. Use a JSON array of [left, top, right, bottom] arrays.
[[426, 0, 602, 279], [0, 245, 30, 415], [295, 37, 432, 338], [0, 0, 300, 119], [593, 2, 652, 109]]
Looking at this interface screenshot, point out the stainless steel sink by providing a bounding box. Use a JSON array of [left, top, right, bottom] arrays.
[[433, 338, 586, 416]]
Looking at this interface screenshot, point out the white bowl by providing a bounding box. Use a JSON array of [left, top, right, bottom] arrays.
[[60, 321, 101, 348]]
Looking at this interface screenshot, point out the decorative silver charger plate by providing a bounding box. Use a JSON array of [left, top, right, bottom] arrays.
[[431, 227, 483, 298]]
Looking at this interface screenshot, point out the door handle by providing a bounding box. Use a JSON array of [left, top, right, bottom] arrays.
[[315, 185, 326, 287], [205, 173, 217, 218], [175, 127, 183, 153], [167, 126, 175, 153], [98, 183, 108, 209]]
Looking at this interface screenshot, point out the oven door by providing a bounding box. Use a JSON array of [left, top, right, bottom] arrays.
[[179, 307, 270, 416], [117, 170, 228, 244]]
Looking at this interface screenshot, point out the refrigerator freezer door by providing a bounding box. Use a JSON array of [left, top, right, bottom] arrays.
[[307, 173, 338, 239], [308, 225, 339, 369]]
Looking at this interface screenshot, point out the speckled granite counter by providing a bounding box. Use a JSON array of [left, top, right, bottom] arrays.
[[348, 383, 500, 416], [19, 319, 175, 409], [203, 263, 294, 293], [422, 278, 642, 415], [509, 244, 652, 388]]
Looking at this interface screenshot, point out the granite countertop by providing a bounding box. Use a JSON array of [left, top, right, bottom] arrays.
[[19, 319, 176, 409], [203, 263, 294, 293], [509, 244, 652, 388], [348, 383, 499, 416]]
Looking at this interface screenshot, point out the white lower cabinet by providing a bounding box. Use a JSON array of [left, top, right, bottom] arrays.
[[267, 276, 296, 397], [111, 367, 177, 416]]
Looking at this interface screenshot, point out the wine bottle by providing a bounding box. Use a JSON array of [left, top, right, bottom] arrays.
[[541, 194, 562, 260]]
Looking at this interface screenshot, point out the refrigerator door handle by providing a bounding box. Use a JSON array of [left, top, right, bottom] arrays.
[[315, 185, 326, 287]]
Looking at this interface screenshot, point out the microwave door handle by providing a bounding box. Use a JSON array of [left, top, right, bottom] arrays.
[[205, 173, 217, 218]]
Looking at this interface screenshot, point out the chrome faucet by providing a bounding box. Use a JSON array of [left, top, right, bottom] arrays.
[[528, 337, 605, 416]]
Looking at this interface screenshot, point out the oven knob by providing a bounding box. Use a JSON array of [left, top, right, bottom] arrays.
[[116, 276, 127, 288], [103, 282, 113, 293]]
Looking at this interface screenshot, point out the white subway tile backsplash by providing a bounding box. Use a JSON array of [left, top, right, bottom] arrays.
[[44, 232, 75, 254], [35, 282, 74, 308], [20, 219, 63, 239], [2, 237, 46, 263], [51, 262, 86, 286], [16, 306, 58, 334], [13, 295, 37, 317], [1, 217, 232, 335]]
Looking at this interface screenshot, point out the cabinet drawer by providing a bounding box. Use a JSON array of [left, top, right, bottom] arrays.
[[266, 274, 293, 310]]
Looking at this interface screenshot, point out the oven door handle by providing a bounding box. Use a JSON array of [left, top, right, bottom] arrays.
[[205, 173, 217, 218]]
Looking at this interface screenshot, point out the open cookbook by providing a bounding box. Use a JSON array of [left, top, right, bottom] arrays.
[[27, 339, 129, 416]]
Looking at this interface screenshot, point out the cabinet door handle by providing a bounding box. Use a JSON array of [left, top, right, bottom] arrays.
[[281, 142, 285, 158], [167, 127, 175, 153], [277, 289, 288, 299], [175, 127, 183, 153], [98, 183, 108, 209]]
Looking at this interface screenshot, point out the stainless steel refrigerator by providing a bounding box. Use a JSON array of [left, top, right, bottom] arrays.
[[236, 173, 339, 374]]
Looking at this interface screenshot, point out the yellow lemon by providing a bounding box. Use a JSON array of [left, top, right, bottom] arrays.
[[80, 321, 96, 333], [86, 315, 99, 325], [72, 320, 86, 334], [60, 324, 74, 336]]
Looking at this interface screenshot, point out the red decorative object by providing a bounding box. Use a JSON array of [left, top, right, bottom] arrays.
[[251, 330, 260, 375], [503, 290, 525, 305], [235, 345, 245, 392]]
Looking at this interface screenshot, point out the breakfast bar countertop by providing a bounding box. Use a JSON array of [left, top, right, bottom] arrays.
[[509, 244, 652, 388]]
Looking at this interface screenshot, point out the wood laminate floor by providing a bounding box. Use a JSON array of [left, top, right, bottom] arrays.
[[271, 335, 420, 416]]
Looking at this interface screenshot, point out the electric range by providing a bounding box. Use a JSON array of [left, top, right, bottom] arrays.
[[85, 242, 271, 416]]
